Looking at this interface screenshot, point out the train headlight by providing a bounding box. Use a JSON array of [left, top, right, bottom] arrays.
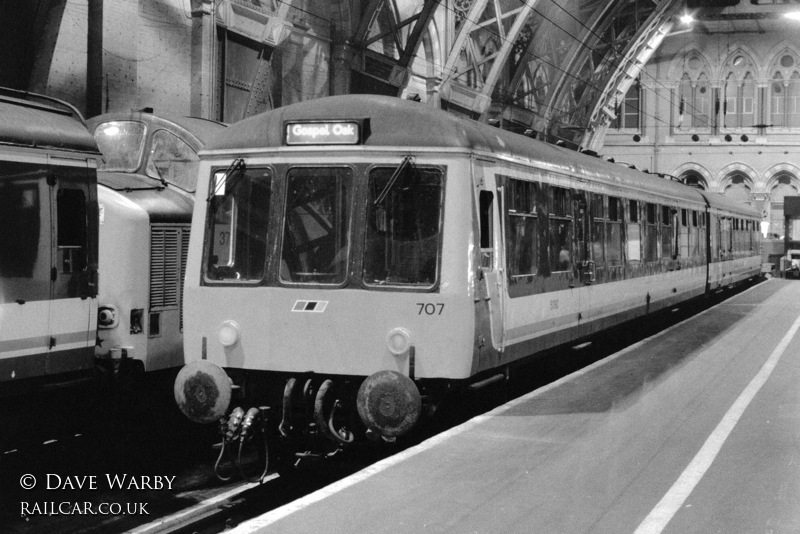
[[217, 320, 241, 347], [386, 327, 412, 356], [98, 306, 118, 329]]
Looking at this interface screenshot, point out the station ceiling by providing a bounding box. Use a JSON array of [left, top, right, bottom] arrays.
[[347, 0, 800, 149]]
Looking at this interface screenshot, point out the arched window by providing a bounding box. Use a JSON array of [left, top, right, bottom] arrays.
[[769, 51, 800, 129], [740, 72, 756, 128], [694, 74, 711, 128], [682, 171, 707, 190], [790, 72, 800, 127], [722, 52, 757, 130], [724, 72, 738, 128], [678, 73, 710, 129], [723, 174, 752, 203], [676, 53, 712, 131], [678, 73, 693, 128], [771, 72, 785, 127]]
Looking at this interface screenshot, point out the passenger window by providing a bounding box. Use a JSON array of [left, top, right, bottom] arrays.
[[0, 165, 48, 302], [550, 187, 572, 272], [590, 194, 605, 265], [644, 203, 658, 261], [661, 205, 674, 260], [505, 179, 538, 278], [606, 197, 623, 265], [679, 209, 690, 258], [57, 188, 88, 276], [627, 200, 641, 263], [479, 190, 494, 270]]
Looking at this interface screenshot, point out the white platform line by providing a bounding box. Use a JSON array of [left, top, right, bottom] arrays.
[[634, 312, 800, 534], [128, 479, 269, 534]]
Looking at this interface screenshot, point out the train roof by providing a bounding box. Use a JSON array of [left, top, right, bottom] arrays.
[[205, 95, 759, 218], [0, 88, 99, 154], [701, 189, 760, 217]]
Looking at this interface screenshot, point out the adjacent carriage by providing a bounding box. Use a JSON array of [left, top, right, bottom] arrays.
[[0, 88, 100, 395], [174, 95, 762, 461], [89, 111, 226, 373]]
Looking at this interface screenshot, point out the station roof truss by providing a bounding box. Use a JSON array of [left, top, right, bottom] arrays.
[[346, 0, 681, 151]]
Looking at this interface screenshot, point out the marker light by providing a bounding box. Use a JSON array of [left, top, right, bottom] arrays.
[[217, 320, 241, 347], [386, 327, 412, 356], [680, 14, 694, 25], [785, 12, 800, 21]]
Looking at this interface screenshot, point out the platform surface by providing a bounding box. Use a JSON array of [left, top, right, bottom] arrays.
[[231, 279, 800, 534]]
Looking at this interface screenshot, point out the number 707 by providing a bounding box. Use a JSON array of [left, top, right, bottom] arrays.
[[416, 303, 445, 315]]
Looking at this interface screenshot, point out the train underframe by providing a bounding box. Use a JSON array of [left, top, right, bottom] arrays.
[[177, 363, 465, 476]]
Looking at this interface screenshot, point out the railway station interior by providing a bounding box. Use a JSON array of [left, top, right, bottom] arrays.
[[3, 0, 800, 533], [4, 0, 800, 239]]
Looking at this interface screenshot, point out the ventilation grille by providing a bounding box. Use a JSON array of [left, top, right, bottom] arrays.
[[150, 225, 190, 311]]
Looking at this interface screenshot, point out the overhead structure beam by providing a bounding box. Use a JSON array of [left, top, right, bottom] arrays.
[[343, 0, 683, 151], [215, 0, 295, 47], [350, 0, 439, 94], [539, 0, 673, 148], [539, 1, 625, 143], [582, 11, 676, 149], [436, 0, 540, 119]]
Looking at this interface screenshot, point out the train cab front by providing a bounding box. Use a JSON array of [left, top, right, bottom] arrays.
[[175, 145, 476, 470]]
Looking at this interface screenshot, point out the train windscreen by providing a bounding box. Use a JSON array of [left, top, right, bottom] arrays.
[[93, 121, 146, 172], [146, 129, 201, 192], [202, 161, 443, 288], [279, 167, 353, 284], [206, 165, 272, 281], [364, 166, 442, 287]]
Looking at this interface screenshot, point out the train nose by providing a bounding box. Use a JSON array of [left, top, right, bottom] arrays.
[[174, 361, 233, 424], [356, 370, 422, 439]]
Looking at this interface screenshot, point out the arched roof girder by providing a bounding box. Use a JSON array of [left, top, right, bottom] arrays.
[[554, 0, 677, 151], [346, 1, 683, 152], [583, 7, 677, 149], [434, 0, 541, 118], [542, 1, 635, 146], [498, 1, 617, 138], [349, 0, 439, 94]]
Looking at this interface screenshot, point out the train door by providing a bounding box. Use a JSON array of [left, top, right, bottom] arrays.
[[0, 160, 53, 380], [475, 162, 504, 352], [47, 162, 97, 375]]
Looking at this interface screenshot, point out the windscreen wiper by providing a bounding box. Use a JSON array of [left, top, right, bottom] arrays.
[[206, 158, 246, 203], [374, 155, 413, 205]]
